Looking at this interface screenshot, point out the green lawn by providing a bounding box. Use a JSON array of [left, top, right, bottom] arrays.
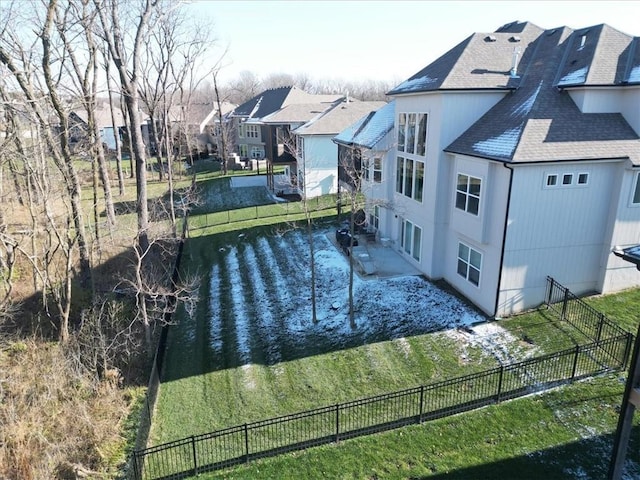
[[144, 173, 639, 479]]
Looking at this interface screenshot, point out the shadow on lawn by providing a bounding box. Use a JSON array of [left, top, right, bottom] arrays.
[[160, 229, 491, 383], [411, 426, 639, 480]]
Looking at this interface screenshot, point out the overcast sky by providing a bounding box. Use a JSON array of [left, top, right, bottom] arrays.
[[185, 0, 640, 85]]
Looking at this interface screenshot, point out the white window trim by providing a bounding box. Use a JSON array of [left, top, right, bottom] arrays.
[[631, 171, 640, 206], [455, 173, 482, 216], [576, 172, 589, 186], [457, 241, 482, 287]]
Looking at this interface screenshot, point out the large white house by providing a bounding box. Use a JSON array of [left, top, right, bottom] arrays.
[[339, 21, 640, 317]]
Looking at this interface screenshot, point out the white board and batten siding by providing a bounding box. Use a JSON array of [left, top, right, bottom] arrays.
[[300, 135, 339, 198], [599, 165, 640, 293], [497, 161, 621, 316], [443, 155, 511, 317]]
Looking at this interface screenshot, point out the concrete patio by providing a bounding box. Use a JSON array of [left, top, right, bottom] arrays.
[[326, 232, 422, 279]]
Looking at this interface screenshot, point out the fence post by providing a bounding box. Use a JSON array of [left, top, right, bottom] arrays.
[[571, 344, 580, 379], [335, 404, 340, 443], [561, 287, 569, 321], [545, 276, 552, 306], [191, 435, 198, 475], [596, 313, 605, 343], [244, 424, 249, 463], [497, 365, 505, 402], [132, 452, 140, 480], [418, 385, 425, 423]]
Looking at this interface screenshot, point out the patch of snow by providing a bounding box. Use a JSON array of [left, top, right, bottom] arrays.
[[628, 65, 640, 83], [511, 81, 542, 117], [557, 66, 588, 86], [227, 248, 252, 365], [208, 264, 223, 354], [472, 127, 522, 157], [208, 229, 486, 360], [242, 244, 282, 364], [395, 337, 411, 358], [230, 176, 267, 188], [393, 75, 438, 93]]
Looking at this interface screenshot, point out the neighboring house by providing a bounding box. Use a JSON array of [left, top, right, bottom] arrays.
[[261, 101, 343, 194], [333, 101, 396, 231], [292, 99, 387, 198], [361, 20, 639, 317], [70, 101, 126, 152], [229, 86, 342, 163], [146, 102, 236, 157]]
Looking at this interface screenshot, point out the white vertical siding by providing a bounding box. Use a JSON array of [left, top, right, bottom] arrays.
[[302, 135, 338, 198], [568, 87, 640, 135], [599, 166, 640, 292], [444, 157, 511, 316], [497, 161, 619, 316]]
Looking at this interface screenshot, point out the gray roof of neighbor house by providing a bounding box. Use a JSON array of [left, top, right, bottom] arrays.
[[294, 100, 387, 136], [390, 20, 640, 165], [72, 101, 126, 128], [232, 86, 342, 120], [333, 101, 396, 149], [260, 102, 340, 124]]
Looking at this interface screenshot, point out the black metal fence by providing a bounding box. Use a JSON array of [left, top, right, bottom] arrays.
[[545, 276, 630, 345], [131, 332, 632, 480]]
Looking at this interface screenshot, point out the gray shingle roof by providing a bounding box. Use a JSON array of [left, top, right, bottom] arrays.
[[294, 100, 387, 136], [259, 102, 339, 124], [232, 86, 343, 120], [388, 22, 545, 95], [334, 101, 395, 149], [437, 24, 640, 164], [554, 24, 640, 87]]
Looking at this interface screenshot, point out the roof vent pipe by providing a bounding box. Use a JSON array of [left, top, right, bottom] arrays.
[[510, 47, 522, 78]]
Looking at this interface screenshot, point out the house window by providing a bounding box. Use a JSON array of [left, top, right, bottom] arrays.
[[414, 161, 424, 202], [397, 114, 406, 152], [455, 174, 481, 215], [416, 114, 427, 156], [373, 157, 382, 183], [577, 173, 589, 185], [251, 146, 263, 158], [402, 220, 422, 261], [246, 124, 259, 139], [297, 136, 304, 161], [406, 114, 416, 154], [369, 204, 380, 230], [396, 156, 404, 194], [396, 156, 424, 201], [457, 242, 481, 287], [239, 144, 248, 158], [404, 158, 414, 198], [633, 172, 640, 204], [238, 123, 244, 138], [546, 174, 558, 186], [397, 112, 428, 157], [562, 173, 573, 185]]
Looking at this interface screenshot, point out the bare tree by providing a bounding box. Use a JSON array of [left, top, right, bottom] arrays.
[[95, 0, 164, 253]]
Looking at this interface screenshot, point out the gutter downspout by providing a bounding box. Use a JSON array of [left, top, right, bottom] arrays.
[[493, 162, 514, 318]]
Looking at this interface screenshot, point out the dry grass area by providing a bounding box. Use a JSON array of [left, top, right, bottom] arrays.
[[0, 163, 187, 478], [0, 338, 135, 479]]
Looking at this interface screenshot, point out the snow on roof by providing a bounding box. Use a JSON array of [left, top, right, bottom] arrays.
[[390, 75, 439, 94], [557, 66, 588, 86], [510, 82, 542, 117], [629, 65, 640, 83], [472, 127, 522, 157], [334, 101, 395, 150]]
